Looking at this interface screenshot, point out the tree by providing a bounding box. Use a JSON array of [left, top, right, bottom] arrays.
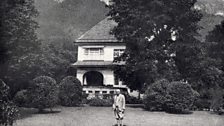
[[0, 0, 9, 63], [0, 79, 18, 126], [108, 0, 202, 92], [206, 20, 224, 71], [0, 0, 41, 95], [40, 38, 77, 82], [205, 20, 224, 111]]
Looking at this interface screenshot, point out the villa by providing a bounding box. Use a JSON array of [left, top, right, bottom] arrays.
[[72, 17, 129, 98]]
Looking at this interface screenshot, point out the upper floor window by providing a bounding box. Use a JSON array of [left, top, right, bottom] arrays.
[[114, 49, 125, 58], [84, 48, 104, 55]]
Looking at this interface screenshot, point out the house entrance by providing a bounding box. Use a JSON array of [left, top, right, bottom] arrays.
[[83, 71, 104, 86]]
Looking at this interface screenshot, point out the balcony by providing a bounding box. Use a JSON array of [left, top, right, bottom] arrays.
[[82, 54, 104, 61]]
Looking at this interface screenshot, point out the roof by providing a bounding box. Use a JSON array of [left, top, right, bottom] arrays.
[[72, 61, 125, 67], [76, 17, 119, 43]]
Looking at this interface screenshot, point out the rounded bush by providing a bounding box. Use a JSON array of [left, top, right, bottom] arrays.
[[165, 81, 199, 113], [14, 90, 29, 107], [0, 79, 18, 126], [143, 79, 169, 111], [59, 76, 83, 106], [88, 98, 113, 107], [29, 76, 58, 112], [143, 79, 199, 113]]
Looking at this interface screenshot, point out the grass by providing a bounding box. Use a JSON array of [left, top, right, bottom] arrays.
[[14, 106, 224, 126]]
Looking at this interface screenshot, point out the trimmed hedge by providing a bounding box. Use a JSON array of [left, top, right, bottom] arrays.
[[143, 79, 199, 113], [29, 76, 58, 112], [59, 76, 83, 106], [88, 97, 113, 107], [165, 81, 199, 113], [14, 89, 29, 107], [143, 79, 169, 111]]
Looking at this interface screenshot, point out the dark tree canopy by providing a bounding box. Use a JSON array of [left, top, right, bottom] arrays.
[[206, 20, 224, 43], [204, 20, 224, 108], [0, 0, 41, 95], [108, 0, 202, 91], [206, 20, 224, 71]]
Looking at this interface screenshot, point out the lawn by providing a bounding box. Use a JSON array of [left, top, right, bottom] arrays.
[[14, 106, 224, 126]]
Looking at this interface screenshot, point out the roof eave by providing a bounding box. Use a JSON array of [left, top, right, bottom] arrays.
[[75, 39, 119, 43], [74, 41, 125, 46]]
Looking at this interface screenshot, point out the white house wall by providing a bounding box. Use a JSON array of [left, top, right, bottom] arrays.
[[76, 69, 115, 85], [77, 45, 126, 61], [101, 70, 114, 85], [76, 69, 86, 86]]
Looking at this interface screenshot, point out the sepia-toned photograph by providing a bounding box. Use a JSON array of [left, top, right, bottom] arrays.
[[0, 0, 224, 126]]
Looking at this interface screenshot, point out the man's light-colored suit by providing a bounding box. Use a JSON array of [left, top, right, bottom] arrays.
[[113, 94, 126, 119]]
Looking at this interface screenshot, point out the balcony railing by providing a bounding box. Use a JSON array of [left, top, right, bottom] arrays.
[[82, 54, 104, 61]]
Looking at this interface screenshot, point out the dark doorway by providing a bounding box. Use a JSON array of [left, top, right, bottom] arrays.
[[83, 71, 104, 86]]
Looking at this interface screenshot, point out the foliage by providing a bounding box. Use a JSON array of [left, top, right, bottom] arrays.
[[59, 76, 83, 106], [143, 80, 199, 113], [0, 0, 41, 96], [40, 39, 77, 82], [13, 89, 29, 107], [193, 68, 224, 111], [165, 81, 199, 113], [206, 20, 224, 71], [143, 79, 169, 111], [88, 97, 113, 107], [205, 19, 224, 114], [108, 0, 202, 92], [102, 94, 114, 100], [209, 88, 224, 112], [0, 79, 18, 126], [194, 99, 211, 110], [28, 76, 58, 112], [126, 95, 143, 104], [206, 20, 224, 43]]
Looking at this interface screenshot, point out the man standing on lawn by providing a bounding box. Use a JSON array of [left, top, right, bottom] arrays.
[[113, 89, 126, 126]]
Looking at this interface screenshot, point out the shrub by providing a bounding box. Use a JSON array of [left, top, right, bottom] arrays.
[[143, 79, 169, 111], [126, 95, 143, 104], [194, 98, 211, 110], [165, 81, 199, 113], [0, 79, 18, 126], [59, 76, 83, 106], [88, 97, 113, 107], [143, 79, 199, 113], [28, 76, 58, 112], [102, 94, 113, 100], [209, 87, 224, 113], [14, 90, 29, 107]]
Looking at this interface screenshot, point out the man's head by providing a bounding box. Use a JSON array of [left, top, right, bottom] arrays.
[[115, 89, 121, 95]]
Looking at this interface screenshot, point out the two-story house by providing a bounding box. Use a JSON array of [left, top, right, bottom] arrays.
[[72, 17, 128, 98]]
